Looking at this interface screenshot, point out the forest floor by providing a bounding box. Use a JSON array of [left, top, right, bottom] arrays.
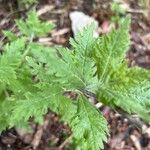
[[0, 0, 150, 150]]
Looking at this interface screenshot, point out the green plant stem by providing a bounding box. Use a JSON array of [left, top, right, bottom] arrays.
[[4, 90, 9, 98], [18, 34, 34, 67]]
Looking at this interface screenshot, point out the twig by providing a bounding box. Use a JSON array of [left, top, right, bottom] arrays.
[[51, 28, 70, 37], [37, 5, 54, 16], [126, 9, 144, 14], [58, 135, 72, 150], [130, 135, 142, 150], [31, 116, 50, 149], [31, 126, 43, 150]]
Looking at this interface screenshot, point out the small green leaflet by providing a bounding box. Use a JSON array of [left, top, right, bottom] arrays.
[[71, 96, 108, 150], [15, 10, 54, 37]]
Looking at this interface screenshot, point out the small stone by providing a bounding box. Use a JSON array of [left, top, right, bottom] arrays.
[[69, 11, 99, 37]]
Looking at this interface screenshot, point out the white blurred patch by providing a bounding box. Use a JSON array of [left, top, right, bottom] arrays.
[[69, 11, 99, 37]]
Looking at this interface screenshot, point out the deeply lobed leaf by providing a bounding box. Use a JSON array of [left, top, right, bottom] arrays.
[[71, 96, 108, 150]]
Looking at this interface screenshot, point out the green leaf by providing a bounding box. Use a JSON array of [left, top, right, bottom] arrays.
[[16, 10, 54, 37], [27, 47, 86, 90], [0, 38, 26, 85], [10, 83, 60, 125], [93, 17, 130, 81], [10, 83, 76, 126], [70, 24, 96, 56], [0, 94, 13, 132], [71, 96, 108, 150], [3, 30, 17, 41], [0, 66, 16, 84], [3, 38, 26, 65], [97, 62, 150, 120]]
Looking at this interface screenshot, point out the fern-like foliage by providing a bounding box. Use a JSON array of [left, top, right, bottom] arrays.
[[16, 10, 54, 37], [0, 10, 54, 130], [0, 9, 150, 150], [71, 96, 108, 150], [98, 62, 150, 120], [93, 18, 150, 120]]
